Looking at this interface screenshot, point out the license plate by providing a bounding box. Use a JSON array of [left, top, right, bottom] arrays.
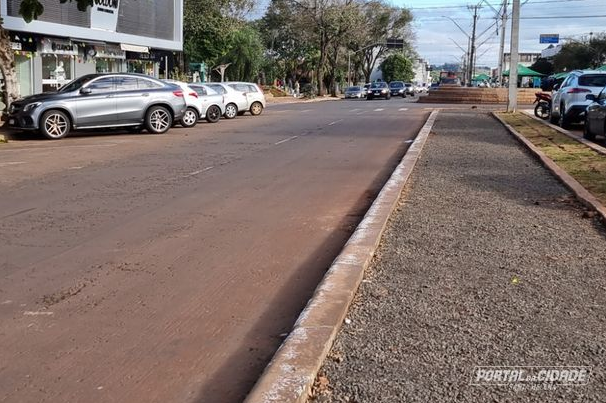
[[8, 119, 15, 125]]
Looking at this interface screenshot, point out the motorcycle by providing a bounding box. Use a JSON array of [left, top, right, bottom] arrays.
[[533, 92, 551, 120]]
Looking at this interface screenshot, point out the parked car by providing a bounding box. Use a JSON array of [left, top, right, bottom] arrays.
[[199, 82, 247, 119], [550, 70, 606, 128], [7, 73, 186, 139], [164, 80, 225, 125], [404, 83, 415, 96], [583, 89, 606, 141], [344, 86, 364, 99], [363, 83, 371, 97], [366, 82, 390, 100], [388, 81, 406, 97], [224, 82, 265, 116]]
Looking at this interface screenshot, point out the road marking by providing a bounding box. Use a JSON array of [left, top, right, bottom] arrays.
[[399, 108, 409, 111], [356, 111, 366, 115], [275, 136, 298, 145], [23, 311, 54, 316], [68, 166, 84, 170], [373, 108, 384, 112], [0, 207, 37, 220], [404, 139, 414, 143], [328, 119, 343, 126], [183, 166, 214, 177], [301, 109, 312, 113], [350, 108, 361, 112], [0, 161, 26, 167]]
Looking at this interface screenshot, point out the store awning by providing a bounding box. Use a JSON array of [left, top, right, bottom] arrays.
[[120, 44, 149, 53], [502, 64, 545, 77]]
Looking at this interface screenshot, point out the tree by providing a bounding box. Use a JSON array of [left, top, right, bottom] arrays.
[[0, 0, 94, 107], [553, 34, 606, 72], [219, 25, 264, 82], [379, 53, 413, 82], [529, 58, 554, 76]]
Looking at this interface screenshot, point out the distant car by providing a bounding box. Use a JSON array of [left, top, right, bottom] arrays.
[[366, 82, 390, 100], [7, 73, 186, 139], [388, 81, 405, 97], [550, 70, 606, 128], [429, 83, 440, 92], [583, 88, 606, 141], [224, 81, 266, 116], [404, 83, 415, 96], [163, 80, 225, 126], [344, 86, 364, 99], [363, 83, 371, 97]]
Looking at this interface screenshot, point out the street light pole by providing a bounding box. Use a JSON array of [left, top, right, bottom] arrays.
[[507, 0, 520, 112], [347, 43, 380, 88]]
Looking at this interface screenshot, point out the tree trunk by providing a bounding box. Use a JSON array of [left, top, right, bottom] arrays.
[[0, 26, 19, 112]]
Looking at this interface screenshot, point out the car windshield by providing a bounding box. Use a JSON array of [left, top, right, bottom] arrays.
[[579, 75, 606, 87], [347, 86, 361, 91], [370, 82, 387, 89], [59, 75, 96, 92], [389, 82, 403, 88]]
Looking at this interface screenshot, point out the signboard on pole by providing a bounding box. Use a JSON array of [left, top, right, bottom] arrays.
[[386, 38, 404, 49], [540, 34, 559, 44]]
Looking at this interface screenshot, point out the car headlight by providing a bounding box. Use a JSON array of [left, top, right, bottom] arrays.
[[381, 89, 387, 93], [23, 102, 41, 111]]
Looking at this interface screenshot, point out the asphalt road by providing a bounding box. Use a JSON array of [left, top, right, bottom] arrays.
[[0, 97, 428, 403]]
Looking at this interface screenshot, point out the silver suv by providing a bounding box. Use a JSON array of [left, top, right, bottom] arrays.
[[8, 73, 186, 139], [550, 70, 606, 128]]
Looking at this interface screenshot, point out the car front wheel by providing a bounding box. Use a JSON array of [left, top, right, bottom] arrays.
[[224, 103, 238, 119], [250, 102, 263, 116], [40, 110, 70, 140], [583, 117, 596, 141], [206, 105, 221, 123], [180, 107, 198, 128], [145, 105, 172, 134]]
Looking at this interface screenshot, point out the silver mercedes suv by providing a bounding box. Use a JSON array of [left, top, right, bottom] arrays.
[[7, 73, 187, 139]]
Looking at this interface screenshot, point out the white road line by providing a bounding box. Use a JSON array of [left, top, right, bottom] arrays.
[[373, 108, 384, 112], [0, 161, 26, 167], [356, 111, 366, 115], [23, 311, 53, 316], [275, 136, 298, 145], [68, 166, 84, 170], [184, 166, 214, 177], [328, 119, 343, 126], [301, 109, 313, 113], [350, 108, 361, 112], [399, 108, 409, 111]]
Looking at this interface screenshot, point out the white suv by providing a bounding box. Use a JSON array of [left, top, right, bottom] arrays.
[[550, 70, 606, 128], [203, 82, 266, 119], [224, 82, 266, 116]]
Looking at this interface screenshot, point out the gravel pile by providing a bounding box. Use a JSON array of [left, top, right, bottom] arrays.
[[313, 111, 606, 402]]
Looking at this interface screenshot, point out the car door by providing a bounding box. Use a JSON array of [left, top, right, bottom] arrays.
[[242, 84, 260, 108], [594, 89, 606, 136], [226, 84, 252, 110], [552, 75, 572, 116], [75, 76, 116, 127], [114, 76, 153, 124]]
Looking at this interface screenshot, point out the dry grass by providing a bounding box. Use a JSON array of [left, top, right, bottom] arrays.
[[497, 112, 606, 205]]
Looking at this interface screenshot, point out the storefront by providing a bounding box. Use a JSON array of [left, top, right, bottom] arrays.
[[9, 32, 37, 97], [40, 37, 78, 92]]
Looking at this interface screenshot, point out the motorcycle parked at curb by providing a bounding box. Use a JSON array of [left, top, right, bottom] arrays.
[[533, 92, 552, 120]]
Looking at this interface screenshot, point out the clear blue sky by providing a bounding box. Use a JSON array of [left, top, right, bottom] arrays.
[[394, 0, 606, 66]]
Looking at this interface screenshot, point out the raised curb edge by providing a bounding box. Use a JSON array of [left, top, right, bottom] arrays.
[[244, 109, 440, 403], [492, 112, 606, 223]]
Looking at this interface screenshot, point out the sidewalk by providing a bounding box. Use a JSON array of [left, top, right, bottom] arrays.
[[312, 111, 606, 402]]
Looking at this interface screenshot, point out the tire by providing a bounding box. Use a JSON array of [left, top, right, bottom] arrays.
[[558, 104, 570, 129], [224, 103, 238, 119], [583, 118, 596, 141], [534, 102, 549, 120], [40, 110, 70, 140], [206, 105, 221, 123], [180, 107, 198, 128], [145, 105, 172, 134], [549, 110, 558, 124], [250, 101, 263, 116]]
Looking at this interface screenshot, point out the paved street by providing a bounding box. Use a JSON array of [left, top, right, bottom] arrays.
[[0, 98, 428, 403]]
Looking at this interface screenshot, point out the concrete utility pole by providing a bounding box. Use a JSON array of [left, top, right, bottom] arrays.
[[468, 4, 481, 86], [497, 0, 508, 86], [507, 0, 520, 112]]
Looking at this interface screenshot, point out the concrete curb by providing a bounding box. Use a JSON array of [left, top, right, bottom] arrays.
[[244, 110, 440, 403], [266, 96, 342, 105], [493, 112, 606, 223], [520, 110, 606, 156]]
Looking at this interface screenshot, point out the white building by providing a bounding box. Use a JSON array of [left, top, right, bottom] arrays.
[[1, 0, 183, 97]]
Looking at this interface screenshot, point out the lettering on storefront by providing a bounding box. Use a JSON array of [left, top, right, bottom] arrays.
[[91, 0, 121, 32]]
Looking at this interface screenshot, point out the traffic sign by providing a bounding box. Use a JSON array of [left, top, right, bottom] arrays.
[[540, 34, 559, 44]]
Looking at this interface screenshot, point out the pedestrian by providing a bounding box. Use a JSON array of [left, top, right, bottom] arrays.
[[295, 81, 300, 98]]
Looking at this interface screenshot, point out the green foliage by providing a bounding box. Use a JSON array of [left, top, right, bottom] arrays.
[[553, 34, 606, 71], [530, 58, 554, 76], [379, 53, 413, 82], [219, 25, 264, 81]]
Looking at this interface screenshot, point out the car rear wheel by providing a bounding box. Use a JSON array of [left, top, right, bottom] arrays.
[[558, 104, 570, 129], [583, 117, 596, 141], [145, 105, 172, 134], [250, 102, 263, 116], [206, 105, 221, 123], [180, 107, 199, 128], [224, 103, 238, 119], [40, 110, 70, 140]]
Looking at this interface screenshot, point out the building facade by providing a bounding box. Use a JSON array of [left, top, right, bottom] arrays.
[[503, 52, 541, 72], [1, 0, 183, 98]]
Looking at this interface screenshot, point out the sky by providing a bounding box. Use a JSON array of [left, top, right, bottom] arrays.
[[394, 0, 606, 67]]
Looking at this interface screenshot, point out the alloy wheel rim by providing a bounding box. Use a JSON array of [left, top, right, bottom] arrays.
[[226, 105, 236, 118], [183, 110, 196, 126], [251, 103, 262, 115], [209, 107, 219, 120], [45, 114, 68, 138], [150, 110, 170, 131]]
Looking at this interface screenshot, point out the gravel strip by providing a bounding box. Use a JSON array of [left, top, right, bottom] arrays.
[[312, 111, 606, 402]]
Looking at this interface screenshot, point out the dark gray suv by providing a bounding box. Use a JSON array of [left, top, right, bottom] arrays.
[[8, 73, 187, 139]]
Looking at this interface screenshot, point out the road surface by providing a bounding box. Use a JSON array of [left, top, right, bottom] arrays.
[[0, 97, 428, 403]]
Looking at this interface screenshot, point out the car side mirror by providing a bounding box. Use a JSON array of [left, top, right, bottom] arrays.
[[552, 84, 560, 91], [80, 87, 92, 95], [586, 94, 597, 101]]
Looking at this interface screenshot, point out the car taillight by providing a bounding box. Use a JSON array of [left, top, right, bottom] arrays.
[[567, 88, 591, 94], [188, 91, 198, 98], [173, 90, 184, 97]]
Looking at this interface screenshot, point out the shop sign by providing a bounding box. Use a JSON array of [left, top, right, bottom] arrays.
[[9, 33, 38, 52], [125, 51, 162, 63], [91, 0, 121, 32], [95, 44, 126, 59], [40, 38, 78, 55]]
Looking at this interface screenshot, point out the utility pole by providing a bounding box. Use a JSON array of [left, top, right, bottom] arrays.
[[507, 0, 520, 112], [468, 4, 481, 86], [497, 0, 507, 86]]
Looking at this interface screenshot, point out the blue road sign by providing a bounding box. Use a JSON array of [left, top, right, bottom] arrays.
[[540, 34, 559, 44]]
